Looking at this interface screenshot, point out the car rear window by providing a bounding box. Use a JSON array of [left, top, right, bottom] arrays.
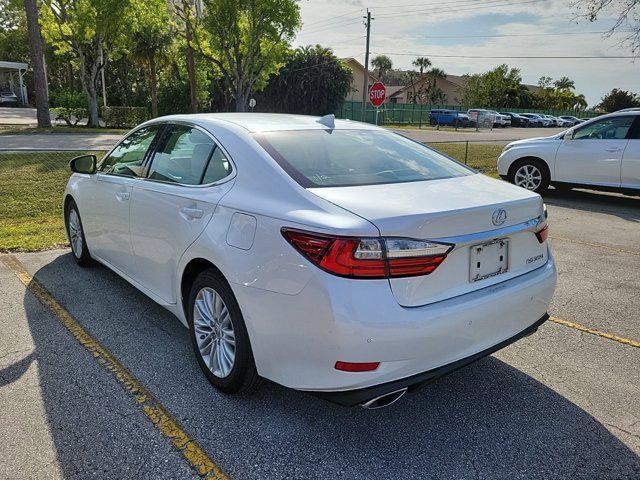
[[255, 130, 473, 188]]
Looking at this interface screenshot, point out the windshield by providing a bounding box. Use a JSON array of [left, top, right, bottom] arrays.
[[255, 129, 473, 188]]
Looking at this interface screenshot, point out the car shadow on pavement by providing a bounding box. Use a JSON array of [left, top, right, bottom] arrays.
[[544, 188, 640, 223], [24, 253, 640, 479]]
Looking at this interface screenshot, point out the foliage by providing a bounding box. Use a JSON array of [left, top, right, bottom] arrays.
[[102, 106, 149, 128], [459, 64, 531, 109], [40, 0, 135, 126], [157, 79, 193, 115], [371, 55, 392, 83], [535, 76, 588, 110], [596, 88, 640, 112], [573, 0, 640, 56], [0, 0, 28, 62], [192, 0, 301, 111], [255, 45, 352, 115], [130, 0, 173, 116], [52, 107, 89, 126], [49, 89, 87, 108]]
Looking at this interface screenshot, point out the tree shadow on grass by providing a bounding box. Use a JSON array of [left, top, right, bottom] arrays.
[[25, 252, 640, 479]]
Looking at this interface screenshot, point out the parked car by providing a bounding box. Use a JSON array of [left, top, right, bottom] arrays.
[[429, 109, 475, 128], [540, 114, 560, 127], [488, 110, 511, 128], [501, 112, 530, 127], [558, 116, 583, 127], [0, 89, 19, 106], [498, 111, 640, 194], [520, 113, 550, 127], [467, 108, 496, 127], [64, 113, 556, 408]]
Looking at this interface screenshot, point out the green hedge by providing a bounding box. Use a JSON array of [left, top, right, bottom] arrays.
[[52, 107, 89, 126], [103, 106, 149, 128]]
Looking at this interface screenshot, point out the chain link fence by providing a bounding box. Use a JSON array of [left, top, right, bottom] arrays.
[[0, 149, 108, 252], [0, 142, 508, 252]]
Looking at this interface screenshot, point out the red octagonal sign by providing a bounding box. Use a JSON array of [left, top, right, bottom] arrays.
[[369, 82, 386, 107]]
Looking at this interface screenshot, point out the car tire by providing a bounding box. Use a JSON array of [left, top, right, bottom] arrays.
[[65, 199, 93, 267], [188, 268, 261, 394], [508, 158, 549, 194]]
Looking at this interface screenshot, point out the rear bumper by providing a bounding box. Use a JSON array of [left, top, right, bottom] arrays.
[[314, 313, 548, 406]]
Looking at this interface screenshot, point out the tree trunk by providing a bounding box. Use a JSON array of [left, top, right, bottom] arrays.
[[185, 22, 198, 113], [86, 84, 100, 127], [235, 86, 246, 112], [23, 0, 51, 128], [149, 52, 158, 117]]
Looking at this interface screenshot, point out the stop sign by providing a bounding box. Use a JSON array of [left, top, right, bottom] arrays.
[[369, 82, 386, 107]]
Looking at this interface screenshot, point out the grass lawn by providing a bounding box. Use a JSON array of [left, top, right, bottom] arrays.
[[0, 151, 105, 252], [0, 145, 501, 252], [427, 142, 502, 178]]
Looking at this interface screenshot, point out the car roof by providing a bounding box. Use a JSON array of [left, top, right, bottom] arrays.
[[146, 113, 381, 133]]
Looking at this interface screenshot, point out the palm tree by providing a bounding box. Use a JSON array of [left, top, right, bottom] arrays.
[[427, 67, 446, 103], [371, 55, 392, 83], [412, 57, 432, 75], [554, 76, 575, 91]]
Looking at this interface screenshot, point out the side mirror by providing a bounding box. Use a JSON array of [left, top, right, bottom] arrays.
[[69, 154, 97, 174], [563, 130, 574, 141]]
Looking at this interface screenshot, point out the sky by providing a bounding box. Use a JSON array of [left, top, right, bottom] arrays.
[[292, 0, 640, 106]]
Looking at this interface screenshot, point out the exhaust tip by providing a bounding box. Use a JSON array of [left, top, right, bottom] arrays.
[[360, 387, 408, 410]]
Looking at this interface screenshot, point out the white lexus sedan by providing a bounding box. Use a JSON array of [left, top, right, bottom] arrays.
[[64, 114, 556, 408], [498, 110, 640, 194]]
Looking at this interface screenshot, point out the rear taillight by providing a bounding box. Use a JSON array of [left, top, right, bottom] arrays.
[[282, 228, 453, 279], [535, 225, 549, 243]]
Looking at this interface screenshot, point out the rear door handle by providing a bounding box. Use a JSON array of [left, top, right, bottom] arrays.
[[115, 191, 130, 201], [180, 207, 204, 220], [605, 147, 622, 152]]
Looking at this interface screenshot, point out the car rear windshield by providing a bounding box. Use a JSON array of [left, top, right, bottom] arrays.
[[255, 129, 473, 188]]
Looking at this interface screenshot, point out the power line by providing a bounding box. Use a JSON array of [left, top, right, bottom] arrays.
[[298, 18, 362, 35], [302, 8, 363, 28], [403, 30, 626, 39], [375, 0, 549, 19], [374, 52, 637, 59]]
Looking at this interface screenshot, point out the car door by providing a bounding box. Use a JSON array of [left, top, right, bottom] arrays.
[[129, 123, 235, 303], [83, 125, 161, 274], [554, 115, 635, 186], [621, 117, 640, 188]]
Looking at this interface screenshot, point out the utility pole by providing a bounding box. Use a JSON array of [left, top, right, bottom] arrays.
[[361, 9, 372, 122]]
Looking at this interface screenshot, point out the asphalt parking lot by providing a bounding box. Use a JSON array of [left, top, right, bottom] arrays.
[[1, 188, 639, 479]]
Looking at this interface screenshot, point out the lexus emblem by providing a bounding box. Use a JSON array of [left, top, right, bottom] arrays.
[[492, 209, 507, 226]]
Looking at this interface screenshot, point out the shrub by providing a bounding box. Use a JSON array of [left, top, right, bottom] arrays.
[[52, 107, 89, 126], [49, 89, 87, 109], [102, 106, 149, 128]]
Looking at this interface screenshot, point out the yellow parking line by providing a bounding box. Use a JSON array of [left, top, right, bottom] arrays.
[[0, 255, 227, 480], [549, 236, 640, 256], [549, 316, 640, 348]]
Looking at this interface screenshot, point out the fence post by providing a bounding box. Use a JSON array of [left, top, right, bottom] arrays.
[[465, 141, 469, 165]]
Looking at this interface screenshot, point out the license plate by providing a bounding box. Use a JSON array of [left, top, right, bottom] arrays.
[[470, 239, 509, 282]]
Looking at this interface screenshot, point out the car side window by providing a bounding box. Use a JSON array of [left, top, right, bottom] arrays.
[[202, 146, 232, 184], [573, 116, 634, 141], [147, 125, 230, 185], [101, 126, 160, 177]]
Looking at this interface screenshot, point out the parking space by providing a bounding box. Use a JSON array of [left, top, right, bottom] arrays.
[[0, 188, 638, 479]]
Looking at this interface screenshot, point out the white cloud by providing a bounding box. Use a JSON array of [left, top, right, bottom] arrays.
[[294, 0, 640, 105]]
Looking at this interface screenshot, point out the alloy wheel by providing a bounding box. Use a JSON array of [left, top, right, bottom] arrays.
[[514, 165, 542, 191], [68, 209, 83, 258], [193, 287, 236, 378]]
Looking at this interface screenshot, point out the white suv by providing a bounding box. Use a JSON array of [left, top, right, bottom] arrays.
[[498, 111, 640, 194]]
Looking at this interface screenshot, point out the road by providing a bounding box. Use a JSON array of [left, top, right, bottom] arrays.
[[1, 188, 638, 479]]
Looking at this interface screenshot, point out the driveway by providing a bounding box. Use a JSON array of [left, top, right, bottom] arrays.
[[0, 132, 122, 150], [1, 188, 638, 479]]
